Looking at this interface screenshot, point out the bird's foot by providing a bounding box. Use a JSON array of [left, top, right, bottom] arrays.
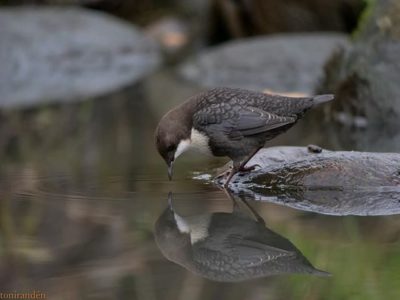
[[215, 167, 232, 180], [215, 167, 236, 188], [239, 164, 261, 173], [216, 164, 260, 188]]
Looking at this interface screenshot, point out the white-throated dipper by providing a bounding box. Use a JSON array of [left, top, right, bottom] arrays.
[[154, 192, 330, 281], [155, 87, 334, 186]]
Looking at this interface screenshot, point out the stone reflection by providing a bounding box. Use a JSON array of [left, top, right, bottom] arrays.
[[154, 192, 329, 282]]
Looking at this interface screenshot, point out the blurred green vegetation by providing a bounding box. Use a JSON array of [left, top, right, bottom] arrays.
[[352, 0, 375, 38], [277, 217, 400, 300]]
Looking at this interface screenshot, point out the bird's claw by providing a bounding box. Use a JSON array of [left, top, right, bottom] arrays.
[[216, 163, 260, 187], [239, 164, 261, 172], [216, 169, 231, 180]]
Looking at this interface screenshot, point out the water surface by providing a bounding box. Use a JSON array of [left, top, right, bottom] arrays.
[[1, 70, 399, 300]]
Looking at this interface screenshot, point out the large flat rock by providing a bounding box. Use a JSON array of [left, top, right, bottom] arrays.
[[0, 7, 161, 109], [210, 146, 400, 216]]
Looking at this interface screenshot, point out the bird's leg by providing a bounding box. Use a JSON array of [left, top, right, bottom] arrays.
[[222, 188, 240, 211], [222, 148, 263, 187], [223, 162, 240, 188], [238, 147, 262, 172], [237, 195, 265, 226], [223, 189, 266, 225], [215, 165, 232, 180]]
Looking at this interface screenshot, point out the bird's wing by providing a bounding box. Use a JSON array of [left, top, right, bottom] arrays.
[[232, 106, 296, 136], [193, 234, 295, 270], [194, 104, 296, 139], [224, 234, 296, 265]]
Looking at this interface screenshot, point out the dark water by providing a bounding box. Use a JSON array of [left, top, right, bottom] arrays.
[[1, 70, 400, 300]]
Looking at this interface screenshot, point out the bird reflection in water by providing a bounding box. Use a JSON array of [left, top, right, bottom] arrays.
[[154, 192, 330, 282]]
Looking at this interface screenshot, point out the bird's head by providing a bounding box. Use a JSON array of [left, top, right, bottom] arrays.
[[154, 193, 192, 263], [155, 110, 191, 180]]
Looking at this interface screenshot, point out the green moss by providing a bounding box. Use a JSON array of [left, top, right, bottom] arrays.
[[352, 0, 376, 39]]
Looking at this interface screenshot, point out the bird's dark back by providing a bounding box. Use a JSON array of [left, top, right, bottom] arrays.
[[193, 87, 314, 117]]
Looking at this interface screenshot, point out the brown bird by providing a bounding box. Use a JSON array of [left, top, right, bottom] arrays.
[[155, 87, 333, 186]]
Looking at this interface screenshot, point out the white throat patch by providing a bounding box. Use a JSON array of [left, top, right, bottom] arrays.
[[174, 213, 190, 233], [186, 214, 211, 244], [174, 213, 211, 244], [174, 128, 212, 160], [174, 139, 191, 160], [190, 128, 212, 156]]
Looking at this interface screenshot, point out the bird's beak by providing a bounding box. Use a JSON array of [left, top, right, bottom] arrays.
[[167, 162, 174, 180], [167, 192, 173, 208]]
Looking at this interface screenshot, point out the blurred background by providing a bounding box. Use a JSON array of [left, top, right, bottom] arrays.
[[1, 0, 400, 299]]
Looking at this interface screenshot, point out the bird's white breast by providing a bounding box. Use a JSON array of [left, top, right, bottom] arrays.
[[189, 128, 212, 156], [174, 128, 212, 160], [174, 212, 211, 244]]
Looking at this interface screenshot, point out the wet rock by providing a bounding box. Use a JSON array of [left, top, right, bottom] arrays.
[[180, 33, 348, 94], [319, 0, 400, 135], [213, 146, 400, 216], [0, 7, 161, 109]]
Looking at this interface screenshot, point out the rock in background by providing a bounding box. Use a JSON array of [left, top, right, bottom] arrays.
[[0, 7, 160, 109], [180, 33, 348, 95], [317, 0, 400, 151]]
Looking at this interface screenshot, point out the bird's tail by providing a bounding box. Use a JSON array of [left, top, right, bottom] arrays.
[[312, 94, 334, 106], [309, 267, 332, 277]]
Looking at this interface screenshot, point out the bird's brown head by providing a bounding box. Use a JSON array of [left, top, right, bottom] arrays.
[[154, 192, 192, 263], [155, 109, 191, 180]]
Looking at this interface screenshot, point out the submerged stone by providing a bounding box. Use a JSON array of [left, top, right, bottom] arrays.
[[0, 7, 161, 109]]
